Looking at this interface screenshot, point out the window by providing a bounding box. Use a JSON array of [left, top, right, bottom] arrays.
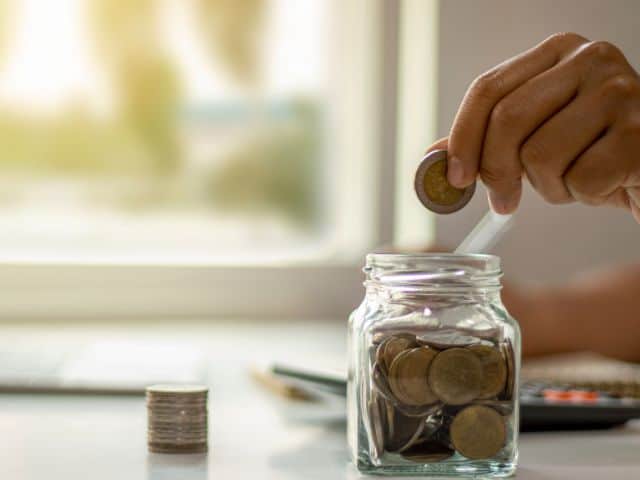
[[0, 0, 437, 319]]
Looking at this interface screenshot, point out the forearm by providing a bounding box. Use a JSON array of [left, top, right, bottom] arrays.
[[503, 263, 640, 362]]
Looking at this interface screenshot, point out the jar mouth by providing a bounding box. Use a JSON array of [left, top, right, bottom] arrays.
[[364, 253, 502, 291]]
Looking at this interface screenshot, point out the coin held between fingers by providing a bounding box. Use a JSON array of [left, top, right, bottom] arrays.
[[415, 150, 476, 214]]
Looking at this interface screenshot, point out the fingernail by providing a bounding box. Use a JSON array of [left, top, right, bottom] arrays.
[[489, 193, 516, 215], [447, 156, 465, 187]]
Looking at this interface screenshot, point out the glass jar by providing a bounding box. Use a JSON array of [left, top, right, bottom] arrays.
[[347, 253, 520, 477]]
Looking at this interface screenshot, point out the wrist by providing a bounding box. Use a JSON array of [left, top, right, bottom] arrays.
[[503, 285, 576, 357]]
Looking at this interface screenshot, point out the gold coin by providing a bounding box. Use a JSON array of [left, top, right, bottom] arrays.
[[376, 342, 389, 375], [368, 393, 387, 457], [383, 334, 417, 373], [450, 405, 506, 460], [384, 399, 396, 446], [500, 339, 515, 400], [389, 347, 439, 406], [374, 363, 440, 419], [372, 362, 395, 401], [469, 344, 507, 399], [428, 348, 483, 405], [401, 441, 455, 463], [424, 158, 463, 205], [414, 150, 476, 214]]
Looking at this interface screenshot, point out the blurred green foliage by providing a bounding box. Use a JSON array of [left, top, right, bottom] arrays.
[[91, 0, 182, 174], [0, 109, 165, 175], [0, 0, 321, 226], [205, 99, 322, 225], [195, 0, 265, 86]]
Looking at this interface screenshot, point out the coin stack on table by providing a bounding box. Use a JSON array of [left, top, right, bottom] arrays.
[[146, 384, 209, 454], [368, 329, 515, 463]]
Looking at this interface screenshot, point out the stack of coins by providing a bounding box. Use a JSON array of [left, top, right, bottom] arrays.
[[146, 384, 209, 454], [368, 329, 514, 463]]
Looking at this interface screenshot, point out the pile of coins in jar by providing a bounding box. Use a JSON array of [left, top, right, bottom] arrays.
[[367, 329, 515, 462]]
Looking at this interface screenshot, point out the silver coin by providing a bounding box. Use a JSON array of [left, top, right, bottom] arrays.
[[148, 422, 207, 428], [147, 404, 207, 410], [419, 415, 442, 441], [416, 329, 482, 350], [149, 415, 208, 422], [147, 410, 207, 418], [148, 442, 208, 454], [147, 404, 207, 411], [148, 423, 208, 432], [147, 399, 207, 406], [148, 428, 208, 435], [147, 395, 207, 401], [148, 414, 207, 420], [456, 326, 504, 342], [147, 384, 209, 394], [148, 431, 208, 438], [148, 435, 208, 443]]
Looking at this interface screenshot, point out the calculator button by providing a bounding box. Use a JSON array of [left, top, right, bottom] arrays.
[[567, 390, 599, 402], [543, 389, 600, 403]]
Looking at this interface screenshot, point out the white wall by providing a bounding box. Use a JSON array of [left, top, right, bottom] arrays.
[[434, 0, 640, 284]]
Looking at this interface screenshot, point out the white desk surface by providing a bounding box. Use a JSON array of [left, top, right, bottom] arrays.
[[1, 321, 639, 480]]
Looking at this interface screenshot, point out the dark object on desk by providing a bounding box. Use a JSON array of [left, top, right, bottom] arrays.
[[519, 382, 640, 431], [270, 364, 640, 432], [522, 352, 640, 399], [272, 364, 346, 397]]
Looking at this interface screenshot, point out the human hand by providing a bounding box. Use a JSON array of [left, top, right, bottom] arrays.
[[430, 33, 640, 222]]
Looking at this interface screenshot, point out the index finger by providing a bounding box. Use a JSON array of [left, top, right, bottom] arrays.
[[423, 136, 449, 155], [447, 32, 588, 189]]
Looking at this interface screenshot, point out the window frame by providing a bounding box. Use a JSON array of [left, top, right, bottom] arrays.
[[0, 0, 440, 321]]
